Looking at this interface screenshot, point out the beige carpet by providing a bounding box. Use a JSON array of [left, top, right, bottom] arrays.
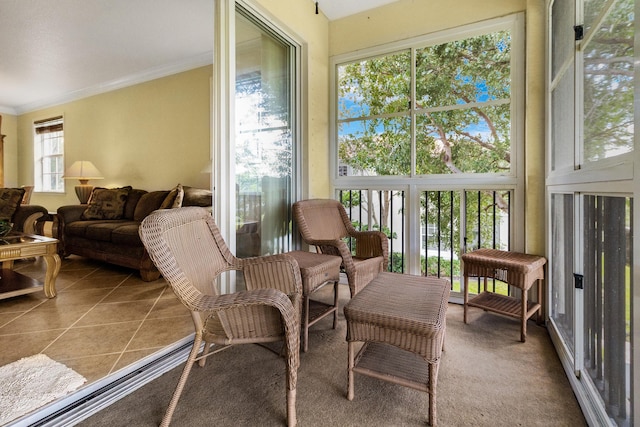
[[79, 285, 586, 426]]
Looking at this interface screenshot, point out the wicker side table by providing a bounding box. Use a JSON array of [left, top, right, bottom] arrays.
[[462, 248, 546, 342], [344, 272, 450, 426], [287, 250, 342, 352]]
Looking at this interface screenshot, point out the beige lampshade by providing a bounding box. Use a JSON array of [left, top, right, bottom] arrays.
[[63, 161, 104, 185], [63, 161, 104, 203]]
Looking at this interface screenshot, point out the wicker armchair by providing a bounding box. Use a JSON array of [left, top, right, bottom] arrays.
[[293, 199, 389, 297], [139, 207, 302, 427]]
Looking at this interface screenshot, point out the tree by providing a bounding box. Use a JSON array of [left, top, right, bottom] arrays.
[[337, 31, 513, 253], [583, 0, 634, 160]]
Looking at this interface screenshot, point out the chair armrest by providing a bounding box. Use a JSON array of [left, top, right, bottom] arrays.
[[350, 230, 389, 264], [191, 288, 301, 357], [195, 287, 295, 315], [57, 205, 87, 225], [242, 253, 303, 296], [12, 205, 50, 233]]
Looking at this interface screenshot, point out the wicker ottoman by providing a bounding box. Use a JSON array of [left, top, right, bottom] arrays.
[[344, 272, 450, 426], [287, 251, 342, 352]]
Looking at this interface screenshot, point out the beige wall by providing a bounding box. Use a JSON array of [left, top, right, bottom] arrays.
[[328, 0, 545, 254], [329, 0, 525, 56], [16, 66, 212, 212], [254, 0, 330, 199]]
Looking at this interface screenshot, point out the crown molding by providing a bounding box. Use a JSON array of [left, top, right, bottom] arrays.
[[0, 105, 18, 115], [14, 52, 213, 115]]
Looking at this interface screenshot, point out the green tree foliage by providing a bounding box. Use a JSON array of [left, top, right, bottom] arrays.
[[337, 31, 514, 256], [583, 0, 634, 160], [338, 32, 512, 179]]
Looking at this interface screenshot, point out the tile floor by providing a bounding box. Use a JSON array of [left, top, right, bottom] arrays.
[[0, 254, 193, 384]]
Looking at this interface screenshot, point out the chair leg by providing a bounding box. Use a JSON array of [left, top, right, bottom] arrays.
[[198, 340, 212, 367], [285, 337, 298, 426], [160, 334, 202, 427], [332, 281, 339, 329], [347, 341, 355, 401], [287, 387, 297, 427], [428, 362, 439, 426], [302, 295, 310, 353]]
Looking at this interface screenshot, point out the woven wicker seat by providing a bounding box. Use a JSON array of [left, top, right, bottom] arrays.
[[139, 207, 302, 427], [293, 199, 389, 297], [287, 250, 342, 352]]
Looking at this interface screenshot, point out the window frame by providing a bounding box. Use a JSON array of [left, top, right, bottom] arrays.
[[329, 13, 525, 187], [33, 115, 65, 193]]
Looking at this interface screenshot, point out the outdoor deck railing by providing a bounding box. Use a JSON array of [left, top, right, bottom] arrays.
[[338, 188, 512, 296]]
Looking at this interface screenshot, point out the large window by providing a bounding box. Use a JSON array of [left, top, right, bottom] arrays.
[[33, 116, 64, 192], [336, 21, 516, 178], [331, 14, 524, 279]]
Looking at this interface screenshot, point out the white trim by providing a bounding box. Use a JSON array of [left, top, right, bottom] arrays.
[[548, 324, 616, 426], [14, 53, 213, 115]]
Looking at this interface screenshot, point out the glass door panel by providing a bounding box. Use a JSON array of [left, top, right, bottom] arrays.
[[582, 195, 632, 425], [550, 193, 575, 352], [235, 10, 293, 257], [582, 0, 634, 162]]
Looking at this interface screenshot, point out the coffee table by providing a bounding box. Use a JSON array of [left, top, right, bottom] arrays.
[[0, 232, 61, 299], [344, 272, 450, 426]]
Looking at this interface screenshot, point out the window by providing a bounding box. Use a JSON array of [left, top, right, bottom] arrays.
[[331, 14, 525, 279], [335, 20, 517, 178], [34, 116, 64, 192]]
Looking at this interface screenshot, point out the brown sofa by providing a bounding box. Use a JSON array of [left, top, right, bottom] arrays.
[[0, 187, 50, 235], [57, 185, 212, 281]]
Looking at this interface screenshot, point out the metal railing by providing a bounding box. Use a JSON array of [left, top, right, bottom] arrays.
[[338, 188, 512, 295]]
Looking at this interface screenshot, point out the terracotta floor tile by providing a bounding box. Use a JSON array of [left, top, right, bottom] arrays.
[[0, 329, 66, 365], [39, 287, 114, 307], [43, 321, 141, 359], [100, 282, 168, 303], [0, 311, 21, 327], [127, 316, 193, 351], [76, 300, 156, 326], [0, 256, 198, 396], [0, 305, 91, 334], [58, 353, 121, 384], [145, 296, 190, 319], [0, 294, 47, 313]]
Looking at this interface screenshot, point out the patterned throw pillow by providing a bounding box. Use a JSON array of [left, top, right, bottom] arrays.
[[160, 184, 184, 209], [0, 188, 25, 221], [82, 187, 132, 220]]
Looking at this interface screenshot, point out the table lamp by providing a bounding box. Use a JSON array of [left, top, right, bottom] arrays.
[[63, 160, 104, 203]]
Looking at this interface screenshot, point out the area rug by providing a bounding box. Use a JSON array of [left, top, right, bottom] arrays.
[[0, 354, 86, 425]]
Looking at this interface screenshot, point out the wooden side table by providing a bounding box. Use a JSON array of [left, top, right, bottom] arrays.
[[0, 232, 60, 299], [462, 248, 546, 342]]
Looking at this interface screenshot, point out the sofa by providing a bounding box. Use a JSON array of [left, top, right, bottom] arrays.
[[0, 187, 50, 235], [56, 185, 212, 281]]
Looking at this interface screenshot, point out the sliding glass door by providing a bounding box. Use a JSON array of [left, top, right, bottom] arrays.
[[234, 5, 296, 258], [547, 0, 635, 425]]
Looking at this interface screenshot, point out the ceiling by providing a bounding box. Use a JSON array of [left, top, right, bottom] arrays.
[[0, 0, 399, 115]]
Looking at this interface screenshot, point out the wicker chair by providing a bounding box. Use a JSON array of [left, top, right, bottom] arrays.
[[292, 199, 389, 297], [139, 207, 302, 427]]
